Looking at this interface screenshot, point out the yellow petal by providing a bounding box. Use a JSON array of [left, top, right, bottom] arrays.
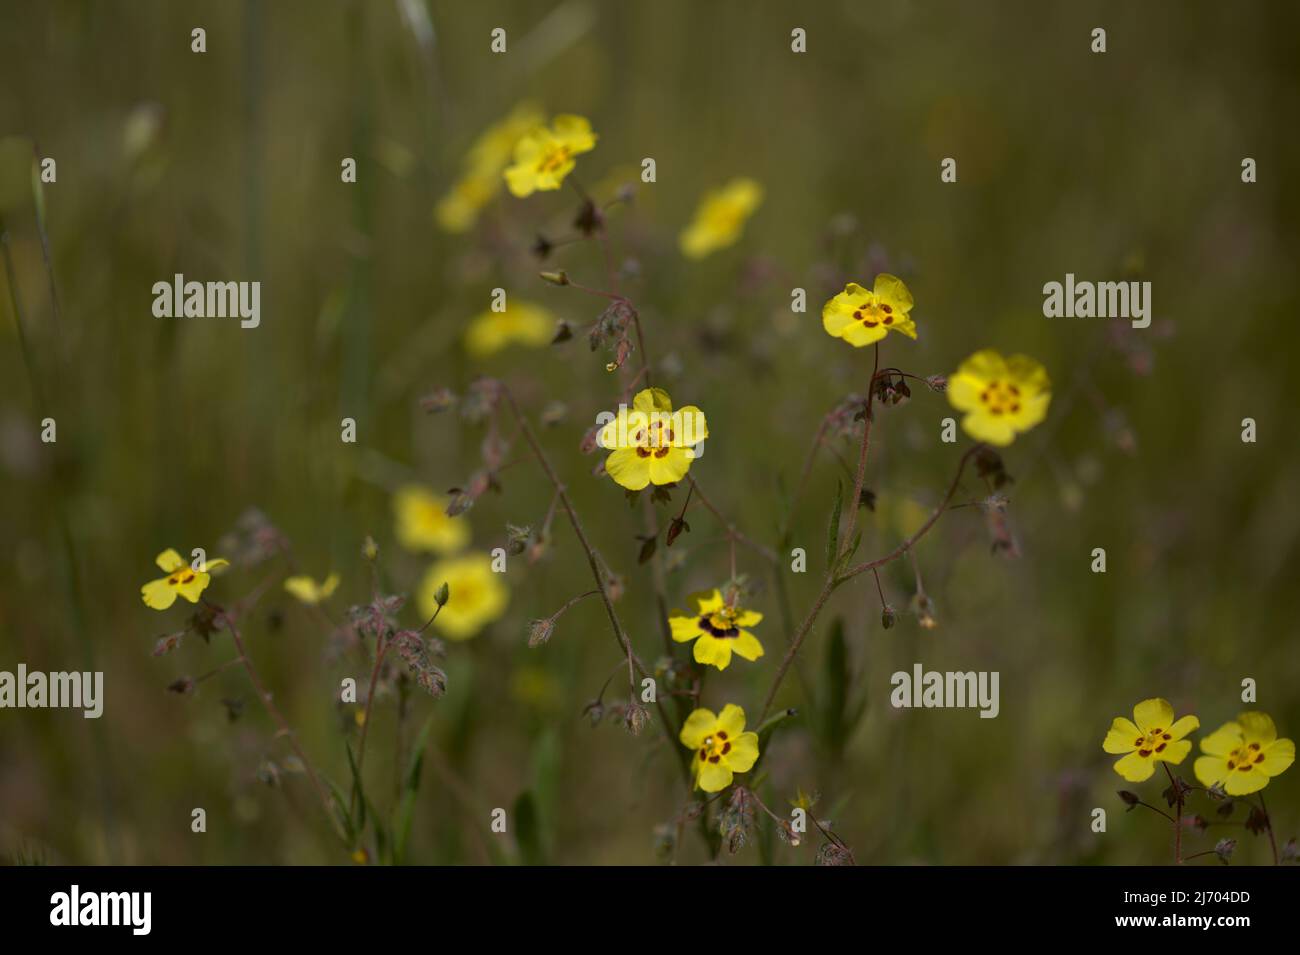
[[1199, 721, 1244, 756], [724, 732, 760, 773], [732, 630, 764, 662], [1167, 714, 1200, 741], [1194, 755, 1230, 788], [1154, 738, 1191, 766], [1113, 750, 1156, 782], [174, 571, 210, 603], [1237, 711, 1278, 745], [155, 549, 185, 572], [1132, 698, 1176, 733], [872, 273, 914, 312], [668, 613, 701, 643], [141, 578, 178, 610], [648, 447, 692, 485], [632, 387, 673, 415], [1259, 738, 1295, 778], [690, 590, 725, 614], [717, 704, 747, 738], [696, 760, 733, 793], [693, 634, 732, 670], [1103, 717, 1142, 754], [605, 447, 651, 491], [679, 708, 717, 748]]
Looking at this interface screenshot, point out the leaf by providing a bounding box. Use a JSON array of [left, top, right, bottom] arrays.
[[392, 714, 436, 865], [322, 775, 356, 846], [513, 791, 546, 866], [825, 481, 843, 570], [822, 617, 849, 760], [345, 742, 368, 833]]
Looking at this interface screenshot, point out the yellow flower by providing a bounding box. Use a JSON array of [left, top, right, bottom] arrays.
[[464, 300, 555, 357], [434, 173, 498, 233], [1102, 698, 1199, 782], [393, 485, 471, 554], [668, 589, 763, 670], [598, 387, 708, 491], [436, 103, 544, 233], [679, 704, 760, 793], [141, 548, 230, 610], [947, 349, 1051, 447], [284, 573, 340, 605], [417, 552, 508, 641], [822, 275, 917, 347], [679, 177, 763, 259], [504, 114, 597, 197], [1194, 712, 1295, 796]]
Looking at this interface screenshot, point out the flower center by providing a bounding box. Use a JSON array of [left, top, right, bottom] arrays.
[[167, 570, 197, 588], [978, 379, 1022, 416], [1225, 742, 1264, 772], [631, 419, 675, 459], [697, 730, 732, 765], [538, 145, 572, 174], [699, 607, 740, 638], [851, 299, 894, 328], [1132, 727, 1173, 758]]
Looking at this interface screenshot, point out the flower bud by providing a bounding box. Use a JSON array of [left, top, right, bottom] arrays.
[[539, 270, 569, 286]]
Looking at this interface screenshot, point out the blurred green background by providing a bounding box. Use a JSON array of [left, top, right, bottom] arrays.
[[2, 0, 1298, 865]]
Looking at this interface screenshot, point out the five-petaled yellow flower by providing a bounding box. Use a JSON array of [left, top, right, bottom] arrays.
[[680, 704, 760, 793], [394, 485, 471, 555], [669, 589, 763, 671], [679, 177, 763, 259], [598, 387, 708, 491], [1194, 712, 1295, 796], [141, 549, 229, 610], [284, 573, 340, 605], [436, 103, 544, 232], [464, 300, 555, 357], [504, 114, 596, 197], [947, 349, 1051, 447], [417, 552, 508, 641], [1103, 698, 1199, 782], [822, 275, 917, 348]]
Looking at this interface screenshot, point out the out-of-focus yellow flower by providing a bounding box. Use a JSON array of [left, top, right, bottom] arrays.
[[947, 349, 1051, 447], [1102, 698, 1199, 782], [141, 549, 230, 610], [435, 103, 544, 233], [504, 114, 597, 197], [284, 573, 340, 605], [464, 300, 555, 357], [679, 177, 763, 259], [1194, 712, 1295, 796], [668, 589, 763, 671], [822, 274, 917, 347], [510, 665, 563, 709], [597, 387, 707, 491], [417, 553, 508, 641], [679, 704, 760, 793], [393, 485, 470, 554]]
